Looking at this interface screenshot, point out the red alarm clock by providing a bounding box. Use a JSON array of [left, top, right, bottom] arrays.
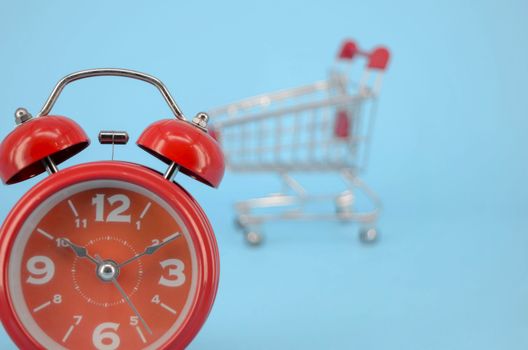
[[0, 69, 224, 350]]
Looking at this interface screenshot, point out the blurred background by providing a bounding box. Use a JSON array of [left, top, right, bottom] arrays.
[[0, 0, 527, 349]]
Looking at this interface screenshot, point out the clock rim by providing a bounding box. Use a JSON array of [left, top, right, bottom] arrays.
[[0, 161, 219, 350]]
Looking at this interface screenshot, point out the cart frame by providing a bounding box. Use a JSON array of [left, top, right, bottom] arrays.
[[208, 39, 390, 245]]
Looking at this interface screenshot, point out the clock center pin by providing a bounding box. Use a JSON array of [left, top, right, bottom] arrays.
[[96, 260, 120, 282]]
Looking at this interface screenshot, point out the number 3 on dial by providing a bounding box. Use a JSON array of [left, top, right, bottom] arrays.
[[0, 164, 220, 350], [159, 259, 185, 287]]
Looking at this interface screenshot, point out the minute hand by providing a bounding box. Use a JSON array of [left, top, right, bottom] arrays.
[[118, 232, 181, 268]]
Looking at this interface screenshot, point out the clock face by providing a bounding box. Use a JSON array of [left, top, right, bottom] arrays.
[[7, 179, 200, 350]]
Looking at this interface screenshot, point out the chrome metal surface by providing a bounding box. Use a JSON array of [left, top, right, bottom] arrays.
[[97, 261, 119, 282], [192, 112, 209, 131], [42, 156, 58, 175], [98, 131, 129, 145], [37, 68, 186, 120], [163, 162, 180, 181], [207, 47, 387, 243], [14, 107, 32, 125]]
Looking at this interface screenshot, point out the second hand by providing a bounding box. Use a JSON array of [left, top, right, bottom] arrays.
[[94, 254, 153, 335]]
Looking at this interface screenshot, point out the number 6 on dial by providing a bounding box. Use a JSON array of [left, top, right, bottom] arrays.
[[92, 322, 120, 350], [0, 69, 224, 350]]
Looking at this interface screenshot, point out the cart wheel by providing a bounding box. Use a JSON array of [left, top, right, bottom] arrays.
[[359, 227, 379, 243], [245, 231, 263, 246]]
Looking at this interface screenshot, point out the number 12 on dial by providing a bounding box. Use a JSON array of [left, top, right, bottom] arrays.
[[0, 164, 220, 350], [0, 68, 223, 350]]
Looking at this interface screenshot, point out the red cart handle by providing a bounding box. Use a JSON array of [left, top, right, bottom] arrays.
[[338, 40, 390, 70]]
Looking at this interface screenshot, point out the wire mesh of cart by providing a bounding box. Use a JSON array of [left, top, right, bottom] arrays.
[[207, 39, 391, 245]]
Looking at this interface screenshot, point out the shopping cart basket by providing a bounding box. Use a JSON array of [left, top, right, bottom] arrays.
[[207, 39, 390, 245]]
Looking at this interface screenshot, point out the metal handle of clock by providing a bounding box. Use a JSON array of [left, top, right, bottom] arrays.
[[36, 68, 186, 120]]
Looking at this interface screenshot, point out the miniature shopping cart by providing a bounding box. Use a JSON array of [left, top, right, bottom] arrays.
[[207, 39, 390, 245]]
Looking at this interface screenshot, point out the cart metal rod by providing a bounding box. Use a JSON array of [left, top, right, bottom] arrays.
[[227, 163, 356, 173], [208, 80, 331, 116], [236, 192, 360, 209], [238, 210, 378, 225], [214, 93, 367, 128]]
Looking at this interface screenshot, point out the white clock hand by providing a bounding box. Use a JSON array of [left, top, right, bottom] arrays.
[[59, 238, 99, 266], [118, 232, 181, 268], [94, 254, 153, 335]]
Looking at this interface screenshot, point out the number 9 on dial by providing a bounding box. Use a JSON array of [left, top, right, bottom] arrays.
[[0, 69, 224, 350]]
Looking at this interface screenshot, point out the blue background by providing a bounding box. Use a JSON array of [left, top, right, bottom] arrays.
[[0, 0, 527, 349]]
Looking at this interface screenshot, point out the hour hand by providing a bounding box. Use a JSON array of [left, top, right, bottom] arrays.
[[59, 238, 99, 266]]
